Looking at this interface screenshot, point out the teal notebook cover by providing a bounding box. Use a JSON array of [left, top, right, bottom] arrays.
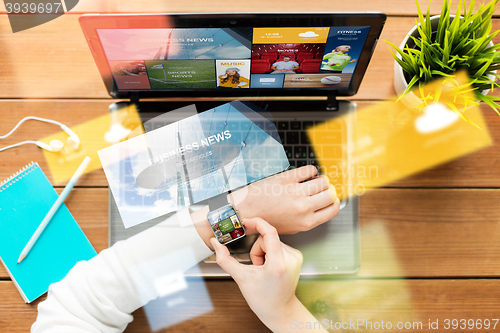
[[0, 162, 97, 303]]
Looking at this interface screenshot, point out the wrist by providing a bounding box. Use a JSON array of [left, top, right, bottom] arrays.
[[227, 188, 257, 236], [263, 297, 327, 333], [258, 296, 303, 333]]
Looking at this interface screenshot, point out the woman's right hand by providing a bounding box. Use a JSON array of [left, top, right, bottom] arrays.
[[211, 217, 327, 333]]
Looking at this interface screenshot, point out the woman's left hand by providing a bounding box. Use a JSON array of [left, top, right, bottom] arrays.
[[229, 165, 340, 235], [191, 166, 340, 251]]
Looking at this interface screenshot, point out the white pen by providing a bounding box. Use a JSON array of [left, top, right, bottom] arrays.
[[17, 156, 91, 264]]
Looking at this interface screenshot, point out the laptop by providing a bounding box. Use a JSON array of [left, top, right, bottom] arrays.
[[79, 13, 386, 276]]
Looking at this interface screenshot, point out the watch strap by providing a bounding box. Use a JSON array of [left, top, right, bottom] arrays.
[[208, 192, 229, 211]]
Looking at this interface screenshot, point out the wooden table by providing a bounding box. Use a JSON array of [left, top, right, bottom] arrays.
[[1, 1, 500, 332]]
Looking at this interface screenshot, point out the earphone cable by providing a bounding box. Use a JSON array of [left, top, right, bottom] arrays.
[[0, 141, 38, 152], [0, 117, 63, 139]]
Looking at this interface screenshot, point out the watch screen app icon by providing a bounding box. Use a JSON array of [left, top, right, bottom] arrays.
[[218, 218, 236, 235], [208, 205, 245, 244]]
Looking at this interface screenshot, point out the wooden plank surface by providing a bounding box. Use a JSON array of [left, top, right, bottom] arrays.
[[359, 188, 500, 278], [1, 0, 500, 16], [2, 279, 499, 333], [1, 15, 500, 99], [1, 100, 499, 188], [2, 2, 500, 331], [2, 188, 499, 279]]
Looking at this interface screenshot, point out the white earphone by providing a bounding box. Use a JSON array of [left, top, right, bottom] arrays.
[[0, 117, 81, 153]]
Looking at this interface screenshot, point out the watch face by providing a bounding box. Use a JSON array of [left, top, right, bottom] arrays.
[[208, 204, 245, 245]]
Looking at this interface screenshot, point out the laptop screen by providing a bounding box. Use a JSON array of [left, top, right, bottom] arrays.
[[80, 13, 386, 98], [96, 26, 370, 91]]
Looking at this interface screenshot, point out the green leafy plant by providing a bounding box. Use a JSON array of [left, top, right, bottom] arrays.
[[413, 71, 482, 126], [387, 0, 500, 115]]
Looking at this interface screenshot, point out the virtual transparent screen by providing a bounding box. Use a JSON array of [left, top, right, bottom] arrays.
[[98, 101, 289, 228], [307, 72, 492, 197], [136, 247, 213, 331], [41, 104, 142, 184]]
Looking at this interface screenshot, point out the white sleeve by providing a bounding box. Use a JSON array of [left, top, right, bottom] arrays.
[[31, 208, 214, 333]]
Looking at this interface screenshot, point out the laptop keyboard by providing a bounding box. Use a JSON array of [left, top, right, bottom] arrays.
[[279, 119, 347, 193]]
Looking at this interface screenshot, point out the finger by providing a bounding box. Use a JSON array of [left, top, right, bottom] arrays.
[[309, 184, 336, 211], [313, 197, 340, 227], [252, 235, 299, 275], [243, 218, 284, 265], [249, 236, 265, 266], [280, 242, 304, 276], [281, 242, 302, 259], [301, 175, 330, 196], [285, 165, 317, 183], [282, 243, 304, 267], [210, 238, 245, 280]]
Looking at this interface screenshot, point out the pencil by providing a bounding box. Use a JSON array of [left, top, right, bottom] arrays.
[[17, 156, 92, 264]]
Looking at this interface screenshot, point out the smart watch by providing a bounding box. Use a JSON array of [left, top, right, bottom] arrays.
[[207, 193, 245, 245]]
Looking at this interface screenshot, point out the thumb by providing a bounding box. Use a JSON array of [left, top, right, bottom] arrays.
[[210, 238, 244, 280]]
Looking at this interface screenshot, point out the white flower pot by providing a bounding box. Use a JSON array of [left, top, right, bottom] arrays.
[[393, 15, 494, 109]]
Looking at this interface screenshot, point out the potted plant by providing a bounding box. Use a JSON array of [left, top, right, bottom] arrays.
[[387, 0, 500, 121]]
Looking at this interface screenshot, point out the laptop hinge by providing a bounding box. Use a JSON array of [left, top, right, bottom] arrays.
[[130, 92, 140, 104], [326, 92, 339, 111]]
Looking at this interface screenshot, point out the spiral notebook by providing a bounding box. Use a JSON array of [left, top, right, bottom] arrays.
[[0, 162, 96, 303]]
